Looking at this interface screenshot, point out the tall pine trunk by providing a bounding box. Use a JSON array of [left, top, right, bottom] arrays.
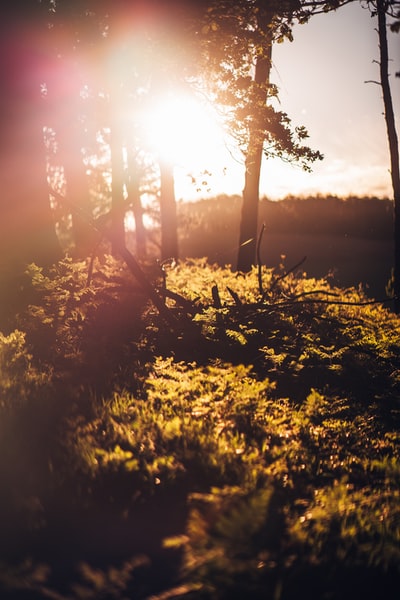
[[110, 118, 126, 255], [0, 13, 62, 326], [58, 121, 94, 257], [126, 148, 147, 259], [377, 0, 400, 312], [237, 129, 267, 272], [237, 13, 273, 272], [48, 46, 95, 259], [159, 160, 178, 261]]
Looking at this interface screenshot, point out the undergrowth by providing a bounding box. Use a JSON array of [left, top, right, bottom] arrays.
[[0, 256, 399, 599]]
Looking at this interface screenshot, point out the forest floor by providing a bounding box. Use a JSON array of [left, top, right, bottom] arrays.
[[0, 237, 399, 598]]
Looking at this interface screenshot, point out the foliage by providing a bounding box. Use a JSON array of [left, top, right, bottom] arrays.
[[0, 330, 45, 409], [198, 1, 324, 168], [67, 360, 275, 502], [15, 255, 151, 394], [0, 256, 399, 599], [163, 260, 400, 401]]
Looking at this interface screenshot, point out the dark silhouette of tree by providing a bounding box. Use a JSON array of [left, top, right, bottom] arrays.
[[197, 1, 336, 272], [44, 12, 97, 258], [54, 83, 94, 256], [368, 0, 400, 311], [159, 160, 179, 260], [239, 5, 275, 274], [109, 114, 127, 256], [236, 3, 325, 272], [0, 4, 62, 326], [44, 1, 113, 254], [126, 148, 147, 259]]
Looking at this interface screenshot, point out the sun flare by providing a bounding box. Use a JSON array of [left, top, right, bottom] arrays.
[[143, 92, 227, 170]]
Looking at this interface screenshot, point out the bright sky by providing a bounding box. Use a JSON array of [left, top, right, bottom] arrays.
[[170, 2, 400, 201]]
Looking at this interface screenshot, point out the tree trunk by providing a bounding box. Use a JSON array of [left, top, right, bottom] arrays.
[[237, 135, 266, 272], [237, 14, 273, 272], [107, 8, 129, 256], [377, 0, 400, 312], [58, 121, 94, 257], [126, 148, 147, 259], [0, 22, 62, 267], [109, 61, 126, 256], [110, 122, 127, 255], [159, 160, 179, 261], [0, 14, 62, 326]]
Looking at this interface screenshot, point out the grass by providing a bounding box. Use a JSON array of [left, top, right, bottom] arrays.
[[0, 254, 399, 599]]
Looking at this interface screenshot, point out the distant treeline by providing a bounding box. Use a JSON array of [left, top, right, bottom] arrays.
[[179, 194, 393, 240], [176, 195, 394, 299]]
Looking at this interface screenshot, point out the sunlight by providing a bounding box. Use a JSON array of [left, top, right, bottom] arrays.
[[125, 208, 156, 232], [142, 91, 227, 170]]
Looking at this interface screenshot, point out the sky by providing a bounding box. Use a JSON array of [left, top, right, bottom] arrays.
[[172, 1, 400, 201]]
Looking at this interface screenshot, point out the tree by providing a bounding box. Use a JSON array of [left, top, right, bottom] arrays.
[[44, 0, 114, 255], [237, 2, 324, 272], [51, 67, 94, 257], [368, 0, 400, 311], [129, 3, 205, 262], [197, 1, 357, 272], [196, 1, 323, 271], [159, 160, 179, 260], [126, 147, 148, 259], [43, 0, 142, 258], [239, 4, 275, 274], [0, 4, 62, 326]]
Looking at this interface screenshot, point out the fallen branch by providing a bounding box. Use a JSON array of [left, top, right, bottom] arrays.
[[266, 295, 397, 308]]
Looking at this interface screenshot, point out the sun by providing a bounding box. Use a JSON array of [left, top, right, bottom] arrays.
[[143, 91, 227, 170]]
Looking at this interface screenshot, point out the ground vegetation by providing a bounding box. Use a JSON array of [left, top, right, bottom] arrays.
[[0, 253, 399, 599]]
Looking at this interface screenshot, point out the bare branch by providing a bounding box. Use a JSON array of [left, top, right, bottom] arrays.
[[266, 255, 307, 299], [256, 223, 266, 295]]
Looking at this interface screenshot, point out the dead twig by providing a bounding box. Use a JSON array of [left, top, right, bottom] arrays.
[[227, 286, 242, 306], [256, 223, 266, 296], [264, 256, 307, 300], [212, 284, 222, 309]]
